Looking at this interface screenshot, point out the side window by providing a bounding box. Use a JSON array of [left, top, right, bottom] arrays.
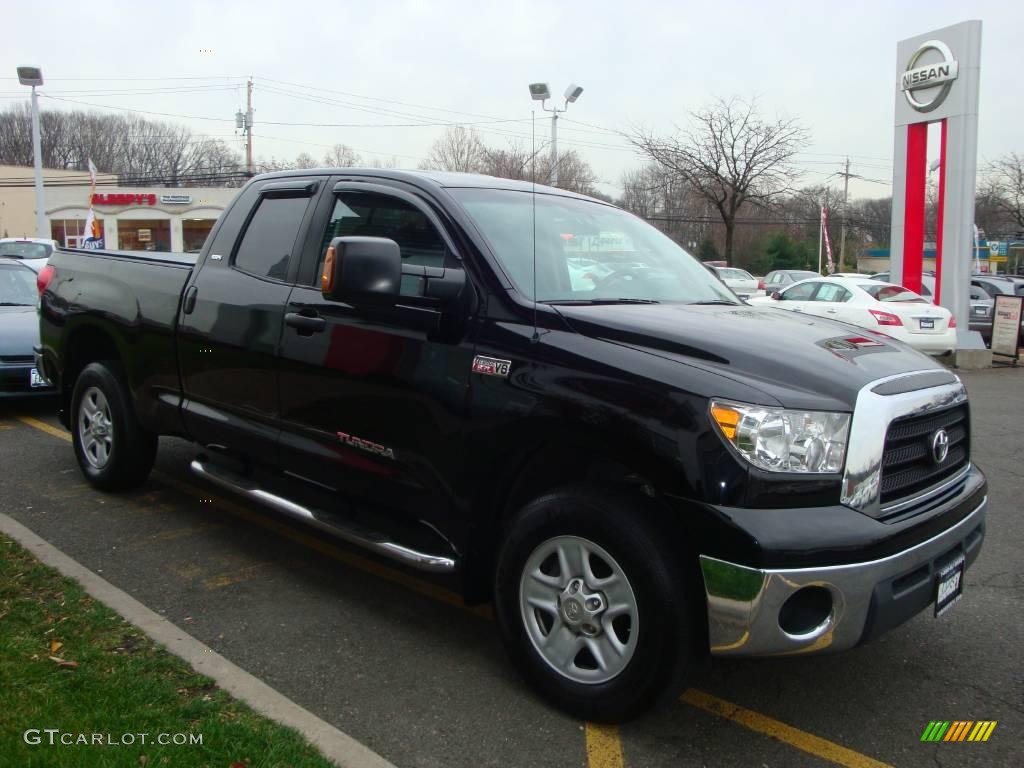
[[234, 196, 310, 281], [781, 281, 818, 301], [319, 192, 452, 296], [813, 284, 851, 302]]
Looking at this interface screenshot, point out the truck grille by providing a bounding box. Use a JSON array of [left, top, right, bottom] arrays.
[[880, 404, 969, 504]]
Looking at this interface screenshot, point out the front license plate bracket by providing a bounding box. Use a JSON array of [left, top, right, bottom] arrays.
[[934, 552, 965, 617]]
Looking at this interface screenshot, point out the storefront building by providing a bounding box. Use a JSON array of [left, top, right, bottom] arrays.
[[45, 186, 236, 252]]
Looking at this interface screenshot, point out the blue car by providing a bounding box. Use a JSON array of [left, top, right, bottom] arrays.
[[0, 259, 54, 397]]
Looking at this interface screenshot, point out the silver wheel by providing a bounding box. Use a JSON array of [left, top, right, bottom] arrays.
[[519, 535, 639, 685], [78, 386, 114, 469]]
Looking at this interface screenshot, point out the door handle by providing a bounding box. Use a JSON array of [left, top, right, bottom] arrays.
[[826, 308, 838, 314], [285, 312, 326, 334], [182, 285, 198, 315]]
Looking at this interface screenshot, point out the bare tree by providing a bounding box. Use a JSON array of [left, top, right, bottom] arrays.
[[628, 98, 809, 264], [322, 143, 362, 168], [420, 126, 487, 173], [984, 152, 1024, 231], [293, 152, 317, 169], [0, 104, 244, 186]]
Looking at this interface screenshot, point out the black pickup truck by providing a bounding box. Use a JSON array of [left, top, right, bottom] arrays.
[[36, 169, 987, 721]]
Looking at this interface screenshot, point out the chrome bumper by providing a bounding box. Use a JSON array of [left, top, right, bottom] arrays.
[[699, 495, 986, 656]]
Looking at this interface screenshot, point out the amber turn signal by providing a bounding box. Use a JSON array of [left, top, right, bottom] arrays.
[[710, 404, 741, 440], [321, 246, 336, 293]]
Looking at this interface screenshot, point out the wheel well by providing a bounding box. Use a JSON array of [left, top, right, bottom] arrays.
[[461, 439, 678, 605], [60, 326, 120, 425]]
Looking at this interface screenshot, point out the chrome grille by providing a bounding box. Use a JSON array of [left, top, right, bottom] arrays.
[[880, 404, 969, 504]]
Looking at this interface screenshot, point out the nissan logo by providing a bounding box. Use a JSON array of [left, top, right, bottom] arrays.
[[901, 40, 959, 113], [931, 428, 950, 464]]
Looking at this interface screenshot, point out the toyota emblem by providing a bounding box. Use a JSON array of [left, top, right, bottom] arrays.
[[931, 428, 950, 464]]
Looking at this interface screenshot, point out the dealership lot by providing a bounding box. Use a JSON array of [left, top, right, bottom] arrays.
[[1, 368, 1021, 768]]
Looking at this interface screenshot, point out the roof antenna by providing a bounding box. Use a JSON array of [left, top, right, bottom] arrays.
[[531, 109, 539, 344]]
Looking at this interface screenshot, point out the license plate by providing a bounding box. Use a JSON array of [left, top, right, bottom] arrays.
[[919, 318, 935, 330], [29, 368, 46, 388], [973, 307, 986, 315], [934, 553, 965, 617]]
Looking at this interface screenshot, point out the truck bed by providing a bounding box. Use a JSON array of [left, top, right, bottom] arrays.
[[58, 246, 198, 268]]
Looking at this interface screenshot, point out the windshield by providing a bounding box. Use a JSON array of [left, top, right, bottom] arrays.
[[450, 188, 738, 304], [0, 265, 37, 305], [0, 242, 51, 260], [859, 283, 927, 303]]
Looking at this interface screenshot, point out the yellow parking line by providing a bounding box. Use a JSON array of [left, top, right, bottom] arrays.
[[680, 689, 894, 768], [585, 723, 624, 768], [202, 560, 301, 590], [18, 414, 893, 768], [17, 415, 70, 442]]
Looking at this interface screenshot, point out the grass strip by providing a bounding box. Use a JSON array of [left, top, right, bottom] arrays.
[[0, 533, 336, 768]]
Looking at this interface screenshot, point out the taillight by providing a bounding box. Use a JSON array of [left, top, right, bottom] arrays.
[[37, 265, 56, 296], [948, 315, 956, 329], [868, 308, 903, 327], [757, 279, 765, 290]]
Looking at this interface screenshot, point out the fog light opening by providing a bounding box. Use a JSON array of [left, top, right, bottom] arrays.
[[778, 586, 833, 637]]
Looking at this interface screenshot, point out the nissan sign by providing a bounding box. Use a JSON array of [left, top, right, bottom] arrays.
[[901, 40, 959, 113]]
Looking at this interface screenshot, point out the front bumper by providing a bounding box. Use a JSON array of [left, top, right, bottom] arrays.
[[699, 493, 986, 656], [0, 355, 55, 398]]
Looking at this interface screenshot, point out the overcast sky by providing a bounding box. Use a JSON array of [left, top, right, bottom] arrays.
[[4, 0, 1021, 200]]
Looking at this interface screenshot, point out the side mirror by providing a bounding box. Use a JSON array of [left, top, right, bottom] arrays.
[[321, 236, 401, 305], [770, 291, 782, 300]]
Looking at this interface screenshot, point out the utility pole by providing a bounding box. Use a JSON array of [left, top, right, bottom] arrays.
[[838, 157, 851, 272], [245, 78, 254, 176]]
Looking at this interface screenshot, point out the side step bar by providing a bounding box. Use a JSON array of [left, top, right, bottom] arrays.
[[189, 459, 457, 573]]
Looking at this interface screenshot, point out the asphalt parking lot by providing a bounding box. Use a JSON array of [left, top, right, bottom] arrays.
[[2, 367, 1022, 768]]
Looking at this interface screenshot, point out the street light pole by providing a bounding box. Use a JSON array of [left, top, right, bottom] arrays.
[[528, 83, 583, 187], [17, 66, 46, 238]]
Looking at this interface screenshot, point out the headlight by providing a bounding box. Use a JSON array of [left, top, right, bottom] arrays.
[[710, 400, 850, 473]]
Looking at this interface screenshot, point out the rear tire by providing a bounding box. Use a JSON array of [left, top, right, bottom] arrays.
[[494, 486, 696, 722], [71, 361, 157, 491]]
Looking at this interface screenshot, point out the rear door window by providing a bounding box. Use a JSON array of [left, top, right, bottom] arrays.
[[812, 284, 851, 302], [234, 196, 311, 281]]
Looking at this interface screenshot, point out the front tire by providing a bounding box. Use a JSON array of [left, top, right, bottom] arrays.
[[494, 487, 696, 722], [71, 361, 157, 491]]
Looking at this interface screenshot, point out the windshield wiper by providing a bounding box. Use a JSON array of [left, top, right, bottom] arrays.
[[543, 298, 660, 305], [688, 299, 740, 306], [0, 301, 33, 306]]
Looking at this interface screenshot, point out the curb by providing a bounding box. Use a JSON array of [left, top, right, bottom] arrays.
[[0, 512, 396, 768]]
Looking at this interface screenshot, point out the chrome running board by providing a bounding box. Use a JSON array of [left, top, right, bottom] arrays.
[[189, 459, 457, 573]]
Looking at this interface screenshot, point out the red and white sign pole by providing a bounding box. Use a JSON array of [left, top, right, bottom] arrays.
[[889, 21, 983, 350]]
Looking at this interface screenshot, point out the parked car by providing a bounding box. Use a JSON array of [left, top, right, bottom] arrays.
[[0, 259, 54, 397], [38, 169, 987, 721], [0, 238, 58, 273], [760, 269, 818, 293], [750, 276, 956, 355], [712, 266, 758, 298], [871, 272, 995, 341]]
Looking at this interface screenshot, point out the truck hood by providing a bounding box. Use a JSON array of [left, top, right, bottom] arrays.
[[554, 303, 944, 410], [0, 305, 40, 357]]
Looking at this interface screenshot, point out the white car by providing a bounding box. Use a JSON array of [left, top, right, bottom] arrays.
[[713, 267, 759, 299], [749, 276, 956, 355], [0, 238, 58, 273]]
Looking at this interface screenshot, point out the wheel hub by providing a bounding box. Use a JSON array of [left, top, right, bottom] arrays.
[[558, 578, 606, 637]]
